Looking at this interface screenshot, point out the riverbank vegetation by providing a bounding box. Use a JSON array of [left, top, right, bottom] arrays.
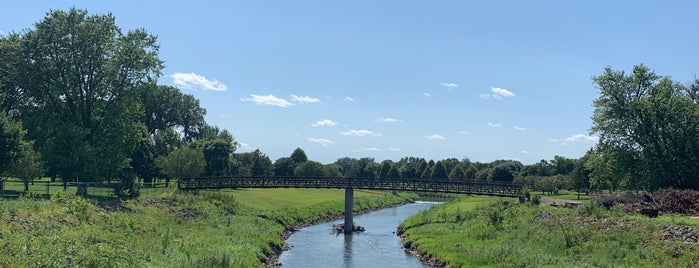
[[400, 194, 699, 267], [0, 188, 416, 267]]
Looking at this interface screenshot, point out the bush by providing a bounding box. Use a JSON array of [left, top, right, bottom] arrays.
[[531, 195, 541, 205]]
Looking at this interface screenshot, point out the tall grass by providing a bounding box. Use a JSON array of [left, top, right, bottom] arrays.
[[400, 197, 699, 267], [0, 188, 416, 267]]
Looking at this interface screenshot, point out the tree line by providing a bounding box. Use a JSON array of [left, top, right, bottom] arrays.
[[2, 9, 698, 197]]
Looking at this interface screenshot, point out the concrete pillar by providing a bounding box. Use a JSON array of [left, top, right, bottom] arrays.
[[344, 187, 354, 235]]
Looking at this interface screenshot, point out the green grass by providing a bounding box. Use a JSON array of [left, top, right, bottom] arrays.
[[400, 197, 699, 268], [0, 188, 417, 267]]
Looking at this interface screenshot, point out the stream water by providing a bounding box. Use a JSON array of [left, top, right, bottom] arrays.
[[278, 201, 440, 268]]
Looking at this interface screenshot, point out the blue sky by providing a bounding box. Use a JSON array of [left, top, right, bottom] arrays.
[[3, 1, 698, 164]]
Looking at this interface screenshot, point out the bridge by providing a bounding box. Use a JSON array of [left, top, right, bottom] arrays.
[[177, 176, 524, 234]]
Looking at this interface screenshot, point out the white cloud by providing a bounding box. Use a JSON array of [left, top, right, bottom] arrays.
[[513, 125, 527, 131], [424, 92, 432, 97], [481, 87, 516, 100], [441, 82, 458, 90], [220, 114, 231, 118], [341, 129, 378, 137], [487, 122, 502, 127], [238, 142, 257, 152], [345, 96, 355, 102], [425, 134, 445, 140], [308, 137, 335, 147], [0, 30, 5, 36], [311, 119, 338, 127], [290, 94, 320, 103], [492, 87, 515, 98], [362, 147, 383, 152], [389, 147, 403, 151], [240, 94, 294, 107], [549, 138, 560, 143], [458, 130, 469, 134], [374, 117, 400, 123], [565, 134, 599, 142], [521, 150, 529, 154], [171, 72, 227, 91]]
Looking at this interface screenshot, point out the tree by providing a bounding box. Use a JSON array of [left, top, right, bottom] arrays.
[[0, 112, 23, 174], [193, 125, 237, 176], [430, 161, 448, 180], [290, 147, 308, 164], [448, 164, 466, 180], [591, 64, 699, 190], [231, 150, 273, 176], [379, 160, 392, 178], [349, 157, 377, 178], [324, 164, 343, 177], [387, 166, 401, 178], [273, 157, 295, 176], [155, 146, 206, 180], [5, 140, 44, 192], [17, 9, 162, 182], [294, 161, 326, 177], [334, 157, 358, 177]]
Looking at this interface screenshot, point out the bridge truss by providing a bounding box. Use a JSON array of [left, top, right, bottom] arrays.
[[177, 176, 523, 198]]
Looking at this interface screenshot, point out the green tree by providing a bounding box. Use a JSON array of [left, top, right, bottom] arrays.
[[193, 125, 237, 176], [0, 112, 23, 174], [591, 64, 699, 190], [324, 164, 343, 177], [5, 140, 44, 192], [379, 160, 392, 178], [448, 164, 466, 180], [430, 161, 448, 180], [155, 146, 206, 180], [334, 157, 357, 177], [17, 9, 162, 182], [273, 157, 295, 176], [290, 147, 308, 164], [231, 150, 273, 176], [387, 166, 401, 178], [294, 161, 326, 177]]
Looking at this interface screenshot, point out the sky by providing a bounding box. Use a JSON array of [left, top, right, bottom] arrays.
[[2, 1, 698, 164]]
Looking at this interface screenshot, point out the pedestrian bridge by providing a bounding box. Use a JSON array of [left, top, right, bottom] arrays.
[[177, 176, 524, 234]]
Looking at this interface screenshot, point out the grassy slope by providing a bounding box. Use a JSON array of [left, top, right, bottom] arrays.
[[400, 197, 699, 268], [0, 188, 416, 267]]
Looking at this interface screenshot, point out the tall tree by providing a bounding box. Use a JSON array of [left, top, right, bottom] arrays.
[[591, 64, 699, 190], [430, 161, 448, 180], [273, 157, 295, 176], [155, 146, 206, 180], [294, 161, 326, 177], [379, 160, 392, 178], [17, 9, 162, 182], [0, 112, 23, 174], [448, 164, 466, 181], [290, 147, 308, 164]]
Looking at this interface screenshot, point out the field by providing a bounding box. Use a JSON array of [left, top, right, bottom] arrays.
[[0, 187, 416, 267]]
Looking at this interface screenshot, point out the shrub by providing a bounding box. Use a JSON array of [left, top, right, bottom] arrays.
[[531, 195, 541, 205]]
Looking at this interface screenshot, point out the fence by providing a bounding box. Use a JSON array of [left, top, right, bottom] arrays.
[[0, 179, 172, 199]]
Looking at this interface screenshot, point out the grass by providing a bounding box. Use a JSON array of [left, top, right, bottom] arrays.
[[400, 197, 699, 268], [0, 178, 172, 199], [0, 187, 417, 267]]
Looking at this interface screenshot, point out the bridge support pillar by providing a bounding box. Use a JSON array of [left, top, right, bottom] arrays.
[[344, 187, 354, 235]]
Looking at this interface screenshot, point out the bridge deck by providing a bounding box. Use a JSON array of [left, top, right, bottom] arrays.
[[177, 177, 523, 198]]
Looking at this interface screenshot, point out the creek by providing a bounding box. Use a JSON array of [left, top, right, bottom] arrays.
[[279, 201, 440, 268]]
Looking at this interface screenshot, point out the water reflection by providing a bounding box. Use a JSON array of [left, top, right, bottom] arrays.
[[279, 202, 439, 268], [343, 235, 352, 268]]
